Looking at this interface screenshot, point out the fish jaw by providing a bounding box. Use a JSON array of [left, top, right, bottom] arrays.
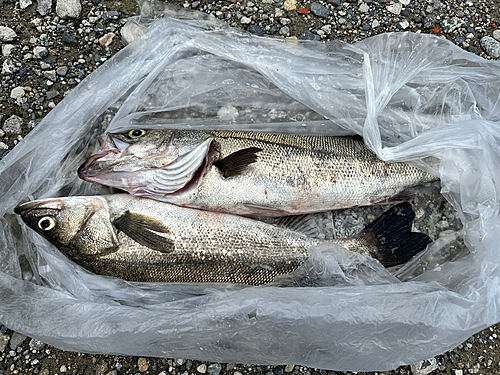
[[79, 136, 217, 198]]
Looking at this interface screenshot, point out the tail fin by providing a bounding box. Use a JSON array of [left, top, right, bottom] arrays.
[[359, 203, 431, 267]]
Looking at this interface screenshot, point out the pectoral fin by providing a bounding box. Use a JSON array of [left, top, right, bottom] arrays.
[[214, 147, 262, 178], [145, 138, 213, 195], [113, 211, 175, 253]]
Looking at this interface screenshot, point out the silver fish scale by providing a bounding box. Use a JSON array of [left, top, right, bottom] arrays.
[[65, 195, 388, 285], [172, 130, 435, 216]]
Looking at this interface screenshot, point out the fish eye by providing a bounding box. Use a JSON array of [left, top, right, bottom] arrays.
[[128, 129, 146, 139], [38, 216, 56, 231]]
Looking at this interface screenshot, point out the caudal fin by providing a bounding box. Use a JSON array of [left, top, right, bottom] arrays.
[[359, 202, 431, 267]]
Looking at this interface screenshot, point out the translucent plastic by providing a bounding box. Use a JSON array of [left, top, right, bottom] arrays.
[[1, 4, 500, 371]]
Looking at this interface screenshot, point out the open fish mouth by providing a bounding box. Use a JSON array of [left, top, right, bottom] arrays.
[[78, 136, 216, 197]]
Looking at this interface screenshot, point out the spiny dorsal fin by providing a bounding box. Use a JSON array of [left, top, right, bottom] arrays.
[[274, 214, 323, 239], [214, 147, 262, 178], [360, 202, 431, 267], [113, 211, 175, 253]]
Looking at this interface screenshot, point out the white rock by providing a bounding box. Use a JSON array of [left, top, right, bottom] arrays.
[[410, 358, 438, 375], [2, 59, 17, 74], [387, 2, 402, 15], [0, 26, 17, 42], [20, 0, 33, 9], [372, 19, 380, 28], [0, 142, 8, 150], [56, 0, 82, 18], [359, 3, 369, 12], [240, 16, 252, 24], [37, 0, 52, 15], [10, 87, 25, 99], [196, 364, 207, 374], [33, 46, 48, 59], [493, 29, 500, 41], [400, 0, 411, 5], [2, 44, 14, 57], [217, 105, 239, 122], [3, 115, 23, 134]]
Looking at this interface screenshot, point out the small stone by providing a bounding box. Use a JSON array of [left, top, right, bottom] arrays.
[[61, 30, 77, 43], [44, 70, 57, 81], [328, 0, 341, 6], [279, 26, 290, 36], [481, 36, 500, 58], [99, 32, 115, 47], [298, 7, 309, 14], [399, 20, 409, 29], [387, 2, 402, 15], [9, 332, 26, 350], [217, 105, 239, 121], [283, 0, 296, 10], [10, 87, 25, 99], [433, 0, 440, 9], [37, 0, 52, 15], [372, 19, 380, 28], [46, 90, 60, 100], [2, 44, 14, 56], [56, 66, 68, 76], [0, 334, 10, 352], [33, 46, 49, 59], [197, 364, 207, 373], [410, 358, 438, 375], [240, 16, 252, 24], [400, 0, 410, 4], [176, 359, 186, 366], [56, 0, 82, 18], [95, 359, 109, 375], [29, 338, 45, 351], [249, 25, 263, 35], [284, 365, 294, 373], [0, 26, 17, 42], [431, 28, 440, 34], [452, 370, 463, 375], [20, 0, 33, 9], [60, 365, 67, 372], [207, 363, 222, 375], [424, 14, 436, 28], [107, 10, 120, 18], [359, 3, 369, 12], [441, 17, 465, 33], [338, 17, 346, 24], [493, 30, 500, 41], [310, 2, 330, 18], [137, 357, 148, 372], [299, 30, 320, 41]]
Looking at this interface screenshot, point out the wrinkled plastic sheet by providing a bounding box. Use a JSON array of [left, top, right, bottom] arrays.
[[1, 3, 500, 371]]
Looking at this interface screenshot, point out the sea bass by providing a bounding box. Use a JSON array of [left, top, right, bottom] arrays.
[[77, 130, 437, 217], [15, 195, 430, 285]]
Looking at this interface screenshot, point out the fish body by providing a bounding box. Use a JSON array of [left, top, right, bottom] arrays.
[[78, 130, 437, 217], [15, 195, 430, 285]]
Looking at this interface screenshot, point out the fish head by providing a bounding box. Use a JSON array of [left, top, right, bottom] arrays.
[[78, 129, 217, 197], [14, 196, 119, 261]]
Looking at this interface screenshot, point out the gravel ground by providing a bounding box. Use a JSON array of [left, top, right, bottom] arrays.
[[2, 0, 500, 373]]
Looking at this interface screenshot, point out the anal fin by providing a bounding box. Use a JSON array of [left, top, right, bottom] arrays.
[[374, 188, 415, 205]]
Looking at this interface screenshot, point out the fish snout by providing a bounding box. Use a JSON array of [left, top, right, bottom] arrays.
[[14, 199, 64, 215]]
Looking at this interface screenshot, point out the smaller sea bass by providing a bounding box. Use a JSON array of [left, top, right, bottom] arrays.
[[78, 130, 437, 217], [15, 195, 431, 285]]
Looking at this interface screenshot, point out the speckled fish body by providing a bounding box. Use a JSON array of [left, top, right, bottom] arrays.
[[79, 130, 437, 216], [14, 195, 430, 285], [78, 130, 437, 217]]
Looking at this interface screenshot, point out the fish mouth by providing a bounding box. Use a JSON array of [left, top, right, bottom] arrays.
[[78, 136, 217, 197], [14, 198, 64, 215], [78, 135, 122, 181]]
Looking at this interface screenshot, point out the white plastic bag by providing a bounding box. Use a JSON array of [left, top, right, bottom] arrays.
[[1, 3, 500, 371]]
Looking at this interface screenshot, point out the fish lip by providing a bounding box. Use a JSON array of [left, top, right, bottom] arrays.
[[78, 135, 121, 181], [14, 198, 64, 215]]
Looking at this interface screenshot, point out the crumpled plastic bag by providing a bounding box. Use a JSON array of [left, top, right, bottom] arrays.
[[1, 2, 500, 371]]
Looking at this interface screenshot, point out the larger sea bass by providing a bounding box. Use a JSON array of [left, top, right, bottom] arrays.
[[78, 129, 437, 217], [15, 195, 430, 285]]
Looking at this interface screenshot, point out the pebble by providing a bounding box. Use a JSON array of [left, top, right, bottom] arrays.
[[37, 0, 52, 15], [207, 363, 222, 375], [0, 26, 17, 42], [56, 66, 68, 76], [197, 364, 207, 373], [56, 0, 82, 18], [387, 2, 402, 15], [33, 46, 49, 59], [310, 2, 330, 18], [137, 357, 148, 372], [0, 334, 9, 352], [46, 90, 60, 100], [20, 0, 33, 8], [359, 3, 369, 12], [3, 115, 23, 135], [43, 70, 57, 81], [240, 16, 252, 24], [493, 30, 500, 41], [9, 332, 27, 350], [481, 36, 500, 58], [10, 87, 25, 99], [61, 30, 77, 43], [29, 338, 45, 351], [410, 357, 438, 375], [424, 14, 436, 28]]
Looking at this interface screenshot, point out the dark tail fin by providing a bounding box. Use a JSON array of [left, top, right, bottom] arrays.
[[359, 202, 431, 267]]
